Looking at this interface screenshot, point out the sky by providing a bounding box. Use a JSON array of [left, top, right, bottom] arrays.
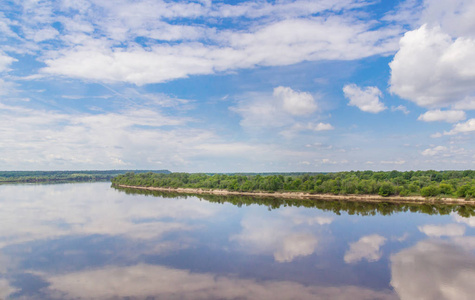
[[0, 0, 475, 172]]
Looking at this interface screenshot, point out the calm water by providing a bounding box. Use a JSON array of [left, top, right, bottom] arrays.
[[0, 182, 475, 299]]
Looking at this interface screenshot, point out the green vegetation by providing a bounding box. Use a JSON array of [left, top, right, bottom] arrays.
[[112, 170, 475, 199], [0, 170, 170, 183], [114, 186, 475, 218]]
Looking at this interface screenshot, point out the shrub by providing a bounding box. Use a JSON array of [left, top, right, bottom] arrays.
[[420, 185, 440, 197], [378, 183, 395, 197]]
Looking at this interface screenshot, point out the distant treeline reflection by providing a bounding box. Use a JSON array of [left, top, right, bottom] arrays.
[[114, 186, 475, 218]]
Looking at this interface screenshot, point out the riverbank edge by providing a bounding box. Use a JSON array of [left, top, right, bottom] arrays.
[[114, 184, 475, 206]]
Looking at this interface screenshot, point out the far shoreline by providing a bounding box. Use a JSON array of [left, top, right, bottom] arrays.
[[114, 184, 475, 206]]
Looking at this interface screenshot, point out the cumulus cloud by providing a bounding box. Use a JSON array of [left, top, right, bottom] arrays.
[[273, 86, 317, 116], [418, 224, 466, 237], [443, 119, 475, 136], [418, 109, 466, 123], [231, 87, 328, 133], [389, 24, 475, 108], [343, 84, 386, 113], [390, 240, 475, 300], [344, 234, 387, 263]]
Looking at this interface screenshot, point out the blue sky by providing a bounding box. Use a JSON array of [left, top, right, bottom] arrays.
[[0, 0, 475, 172]]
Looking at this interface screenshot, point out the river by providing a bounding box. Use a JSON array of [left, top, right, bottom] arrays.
[[0, 182, 474, 299]]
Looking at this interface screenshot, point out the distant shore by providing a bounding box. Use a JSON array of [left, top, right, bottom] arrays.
[[115, 184, 475, 205]]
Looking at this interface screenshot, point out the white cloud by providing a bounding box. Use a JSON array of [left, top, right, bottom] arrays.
[[389, 24, 475, 108], [318, 158, 349, 165], [0, 79, 15, 96], [391, 105, 410, 115], [273, 86, 317, 116], [421, 145, 468, 159], [0, 52, 16, 72], [344, 234, 387, 263], [33, 27, 60, 42], [343, 84, 386, 113], [380, 160, 405, 165], [0, 97, 335, 171], [0, 101, 218, 169], [280, 122, 334, 138], [421, 146, 448, 156], [231, 91, 294, 129], [212, 0, 374, 19], [382, 0, 423, 26], [453, 96, 475, 110], [194, 143, 265, 157], [420, 0, 475, 38], [418, 109, 466, 123], [418, 224, 466, 237], [390, 240, 475, 300], [443, 119, 475, 136], [33, 7, 402, 85], [231, 87, 325, 132]]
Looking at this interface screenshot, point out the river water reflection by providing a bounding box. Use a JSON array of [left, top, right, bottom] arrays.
[[0, 182, 475, 299]]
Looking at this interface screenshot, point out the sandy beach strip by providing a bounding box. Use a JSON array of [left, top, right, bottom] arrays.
[[115, 184, 475, 206]]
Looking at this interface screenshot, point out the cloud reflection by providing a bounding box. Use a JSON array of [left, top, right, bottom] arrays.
[[39, 264, 397, 300], [0, 278, 18, 299], [230, 209, 331, 263], [418, 224, 465, 238], [0, 183, 221, 248], [391, 239, 475, 300], [453, 214, 475, 227], [344, 234, 387, 263]]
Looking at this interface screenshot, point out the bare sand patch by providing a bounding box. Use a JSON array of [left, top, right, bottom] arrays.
[[115, 185, 475, 206]]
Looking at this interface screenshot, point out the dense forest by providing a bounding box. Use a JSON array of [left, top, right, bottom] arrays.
[[111, 170, 475, 199], [114, 186, 475, 218], [0, 170, 170, 183]]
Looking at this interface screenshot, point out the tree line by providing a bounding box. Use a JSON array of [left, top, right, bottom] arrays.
[[111, 170, 475, 199], [0, 170, 170, 183]]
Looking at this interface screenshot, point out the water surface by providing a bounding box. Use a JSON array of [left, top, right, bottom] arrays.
[[0, 182, 474, 299]]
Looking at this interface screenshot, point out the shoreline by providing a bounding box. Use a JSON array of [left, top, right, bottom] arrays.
[[115, 184, 475, 206]]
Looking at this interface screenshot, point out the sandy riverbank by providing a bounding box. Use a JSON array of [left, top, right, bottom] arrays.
[[115, 184, 475, 206]]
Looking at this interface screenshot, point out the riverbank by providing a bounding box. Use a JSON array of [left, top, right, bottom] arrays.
[[115, 184, 475, 205]]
